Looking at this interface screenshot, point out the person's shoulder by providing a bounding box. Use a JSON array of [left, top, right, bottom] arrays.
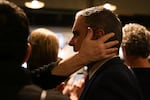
[[18, 84, 42, 100], [46, 89, 70, 100], [132, 68, 150, 78], [102, 57, 125, 69]]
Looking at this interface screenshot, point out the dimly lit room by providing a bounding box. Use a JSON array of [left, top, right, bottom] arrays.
[[1, 1, 150, 100]]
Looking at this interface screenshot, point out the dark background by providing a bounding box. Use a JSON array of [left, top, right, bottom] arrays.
[[9, 0, 150, 28]]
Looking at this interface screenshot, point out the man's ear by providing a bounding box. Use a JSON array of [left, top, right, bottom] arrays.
[[23, 43, 31, 62], [93, 29, 105, 40]]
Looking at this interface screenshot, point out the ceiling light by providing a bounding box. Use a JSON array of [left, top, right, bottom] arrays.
[[100, 2, 117, 11], [24, 0, 45, 9]]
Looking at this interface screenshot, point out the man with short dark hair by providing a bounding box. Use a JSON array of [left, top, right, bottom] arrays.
[[69, 6, 143, 100]]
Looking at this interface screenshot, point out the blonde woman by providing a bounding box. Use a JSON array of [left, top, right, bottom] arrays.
[[27, 28, 64, 89]]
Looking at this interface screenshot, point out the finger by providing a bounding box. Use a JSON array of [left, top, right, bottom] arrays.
[[85, 27, 94, 40], [103, 48, 118, 59], [105, 40, 119, 48], [105, 48, 118, 54], [99, 32, 115, 42], [104, 53, 117, 59]]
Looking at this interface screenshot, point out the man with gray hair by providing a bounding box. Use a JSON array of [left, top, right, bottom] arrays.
[[122, 23, 150, 100]]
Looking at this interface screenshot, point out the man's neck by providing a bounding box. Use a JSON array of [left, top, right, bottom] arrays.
[[127, 57, 150, 68]]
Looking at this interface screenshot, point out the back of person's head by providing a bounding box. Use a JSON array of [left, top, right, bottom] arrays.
[[76, 6, 122, 51], [122, 23, 150, 58], [0, 0, 30, 64], [28, 28, 59, 70]]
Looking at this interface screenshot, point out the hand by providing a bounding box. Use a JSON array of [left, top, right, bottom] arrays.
[[62, 75, 86, 100], [69, 77, 86, 100], [55, 82, 65, 93], [78, 27, 119, 64]]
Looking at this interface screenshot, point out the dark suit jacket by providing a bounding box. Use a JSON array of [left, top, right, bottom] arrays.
[[132, 68, 150, 100], [1, 61, 68, 100], [79, 57, 143, 100], [17, 63, 69, 100], [18, 84, 70, 100], [31, 62, 67, 90]]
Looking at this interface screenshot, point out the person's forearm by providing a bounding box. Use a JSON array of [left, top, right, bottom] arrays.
[[51, 52, 85, 76]]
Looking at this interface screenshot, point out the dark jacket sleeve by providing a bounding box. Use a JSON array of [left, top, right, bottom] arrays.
[[18, 84, 70, 100], [30, 62, 68, 89]]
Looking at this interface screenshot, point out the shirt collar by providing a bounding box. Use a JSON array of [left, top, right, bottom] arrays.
[[88, 56, 118, 79]]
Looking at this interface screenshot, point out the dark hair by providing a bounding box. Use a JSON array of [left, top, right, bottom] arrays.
[[76, 7, 122, 52], [0, 1, 30, 64]]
